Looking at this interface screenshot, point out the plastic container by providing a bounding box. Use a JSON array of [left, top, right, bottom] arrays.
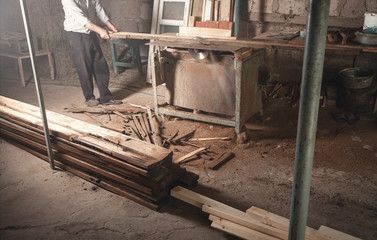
[[363, 12, 377, 33]]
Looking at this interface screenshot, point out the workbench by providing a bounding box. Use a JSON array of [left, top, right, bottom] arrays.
[[110, 32, 377, 133], [0, 50, 55, 87]]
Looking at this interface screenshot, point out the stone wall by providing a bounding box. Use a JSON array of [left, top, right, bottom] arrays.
[[0, 0, 153, 86], [242, 0, 377, 84]]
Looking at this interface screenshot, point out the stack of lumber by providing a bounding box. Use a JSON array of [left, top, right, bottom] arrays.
[[171, 186, 361, 240], [0, 96, 198, 210]]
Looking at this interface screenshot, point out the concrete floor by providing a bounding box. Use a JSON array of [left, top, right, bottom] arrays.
[[0, 77, 376, 240]]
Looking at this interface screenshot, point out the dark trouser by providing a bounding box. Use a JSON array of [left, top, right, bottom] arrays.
[[65, 31, 113, 103]]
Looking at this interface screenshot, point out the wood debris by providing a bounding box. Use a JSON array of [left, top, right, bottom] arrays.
[[208, 151, 234, 170], [174, 147, 207, 164], [0, 96, 199, 210], [171, 186, 361, 240]]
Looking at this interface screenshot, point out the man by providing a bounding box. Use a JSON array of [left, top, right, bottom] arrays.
[[62, 0, 122, 106]]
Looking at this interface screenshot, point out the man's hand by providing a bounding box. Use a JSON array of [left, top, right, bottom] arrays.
[[105, 21, 119, 34], [98, 28, 110, 39], [85, 21, 110, 39]]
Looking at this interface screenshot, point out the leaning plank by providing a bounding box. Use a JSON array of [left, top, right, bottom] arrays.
[[210, 215, 279, 240], [203, 205, 288, 240], [173, 147, 206, 164], [317, 226, 361, 240], [0, 96, 171, 169]]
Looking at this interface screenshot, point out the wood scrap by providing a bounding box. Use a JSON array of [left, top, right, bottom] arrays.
[[173, 128, 196, 142], [147, 107, 162, 146], [189, 137, 231, 141], [173, 147, 207, 164], [208, 151, 234, 170]]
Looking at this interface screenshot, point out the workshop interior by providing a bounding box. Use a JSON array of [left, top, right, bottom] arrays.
[[0, 0, 376, 240]]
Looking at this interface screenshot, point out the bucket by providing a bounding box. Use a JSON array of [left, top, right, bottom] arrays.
[[364, 12, 377, 34], [339, 68, 375, 89]]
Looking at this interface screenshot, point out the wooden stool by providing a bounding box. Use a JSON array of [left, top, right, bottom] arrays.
[[0, 50, 55, 87]]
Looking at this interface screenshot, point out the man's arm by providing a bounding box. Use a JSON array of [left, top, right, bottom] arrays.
[[85, 20, 118, 39]]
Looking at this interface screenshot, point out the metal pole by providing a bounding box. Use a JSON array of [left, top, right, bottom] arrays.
[[19, 0, 55, 170], [288, 0, 330, 239], [234, 0, 241, 38]]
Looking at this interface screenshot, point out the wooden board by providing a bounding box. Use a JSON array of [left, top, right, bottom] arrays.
[[179, 26, 232, 38]]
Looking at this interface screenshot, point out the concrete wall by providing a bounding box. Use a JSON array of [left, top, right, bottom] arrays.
[[0, 0, 153, 86]]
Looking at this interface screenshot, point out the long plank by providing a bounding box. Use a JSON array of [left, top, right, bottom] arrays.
[[111, 32, 377, 53], [210, 215, 279, 240], [0, 96, 171, 169]]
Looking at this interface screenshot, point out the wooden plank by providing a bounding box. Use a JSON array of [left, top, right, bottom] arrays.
[[179, 26, 232, 38], [210, 215, 280, 240], [174, 147, 206, 164], [203, 205, 289, 239], [318, 226, 361, 240], [208, 151, 234, 170]]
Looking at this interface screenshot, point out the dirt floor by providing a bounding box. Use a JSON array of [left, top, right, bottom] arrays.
[[0, 73, 376, 240]]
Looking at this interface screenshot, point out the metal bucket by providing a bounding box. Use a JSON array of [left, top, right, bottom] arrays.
[[339, 68, 375, 89]]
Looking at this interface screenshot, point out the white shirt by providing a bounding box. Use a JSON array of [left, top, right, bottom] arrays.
[[62, 0, 109, 34]]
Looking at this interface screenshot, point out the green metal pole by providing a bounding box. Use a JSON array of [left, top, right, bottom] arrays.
[[288, 0, 330, 239], [234, 0, 241, 38]]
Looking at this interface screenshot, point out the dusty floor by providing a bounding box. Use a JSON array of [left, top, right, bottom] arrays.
[[0, 74, 376, 240]]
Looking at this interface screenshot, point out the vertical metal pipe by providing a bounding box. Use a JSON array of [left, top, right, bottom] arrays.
[[288, 0, 330, 239], [234, 0, 241, 37], [19, 0, 55, 170]]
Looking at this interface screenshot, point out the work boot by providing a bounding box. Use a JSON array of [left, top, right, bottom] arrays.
[[86, 98, 100, 107], [101, 99, 122, 105]]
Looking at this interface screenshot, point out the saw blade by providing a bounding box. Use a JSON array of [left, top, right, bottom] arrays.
[[189, 48, 209, 60]]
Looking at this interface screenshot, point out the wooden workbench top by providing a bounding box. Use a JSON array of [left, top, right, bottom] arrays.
[[110, 32, 377, 53]]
